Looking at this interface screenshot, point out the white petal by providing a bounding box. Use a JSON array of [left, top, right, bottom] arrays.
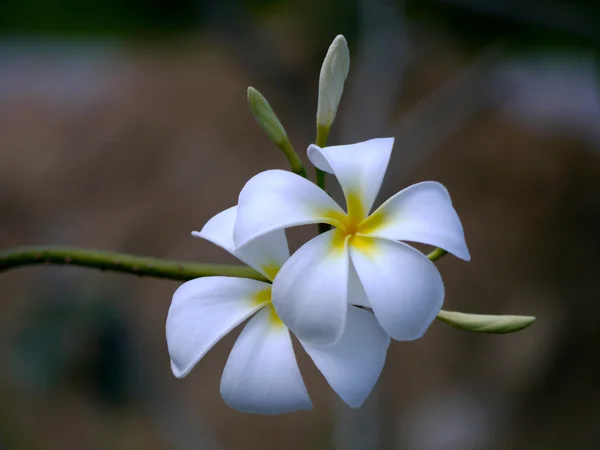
[[348, 261, 370, 307], [193, 206, 290, 280], [166, 277, 271, 378], [361, 181, 470, 261], [301, 307, 389, 408], [192, 206, 238, 254], [308, 138, 394, 219], [349, 237, 444, 341], [234, 170, 345, 249], [220, 307, 312, 414], [272, 229, 350, 346]]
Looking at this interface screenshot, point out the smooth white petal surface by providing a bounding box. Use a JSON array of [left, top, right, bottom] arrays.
[[192, 206, 238, 254], [272, 230, 350, 346], [363, 181, 470, 261], [347, 262, 370, 307], [234, 170, 344, 249], [350, 237, 444, 341], [301, 307, 389, 408], [220, 307, 312, 414], [193, 206, 289, 280], [308, 138, 394, 218], [166, 277, 270, 378]]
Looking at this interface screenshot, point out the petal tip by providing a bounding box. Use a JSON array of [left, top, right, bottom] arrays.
[[348, 399, 366, 409], [170, 360, 191, 379], [457, 247, 471, 262]]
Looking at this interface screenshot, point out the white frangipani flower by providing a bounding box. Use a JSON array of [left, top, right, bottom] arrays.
[[234, 138, 470, 346], [166, 206, 390, 415]]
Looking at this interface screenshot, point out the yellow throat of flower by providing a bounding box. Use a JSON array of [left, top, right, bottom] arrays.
[[252, 287, 284, 327], [323, 192, 385, 255]]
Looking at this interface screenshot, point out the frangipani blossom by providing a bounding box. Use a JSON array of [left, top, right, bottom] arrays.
[[234, 138, 470, 346], [166, 206, 390, 414]]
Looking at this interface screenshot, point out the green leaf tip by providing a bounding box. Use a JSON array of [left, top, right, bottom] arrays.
[[436, 310, 536, 334]]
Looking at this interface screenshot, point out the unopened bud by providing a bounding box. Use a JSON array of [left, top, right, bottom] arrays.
[[247, 86, 288, 146], [436, 310, 535, 334], [316, 35, 350, 129]]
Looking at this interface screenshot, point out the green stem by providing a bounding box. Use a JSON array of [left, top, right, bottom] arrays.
[[316, 124, 331, 234], [427, 247, 448, 262], [0, 245, 446, 280], [0, 246, 266, 282], [315, 124, 330, 189], [279, 140, 307, 179], [0, 245, 533, 334]]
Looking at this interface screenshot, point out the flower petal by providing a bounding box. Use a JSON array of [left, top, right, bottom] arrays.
[[234, 170, 345, 249], [193, 206, 290, 280], [272, 229, 350, 346], [349, 237, 444, 341], [220, 306, 312, 414], [192, 206, 238, 254], [308, 138, 394, 219], [360, 181, 470, 261], [166, 277, 271, 378], [301, 307, 389, 408], [348, 261, 370, 307]]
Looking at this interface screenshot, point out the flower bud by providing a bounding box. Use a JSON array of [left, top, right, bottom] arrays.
[[316, 35, 350, 129], [247, 86, 288, 146], [247, 86, 307, 178], [437, 310, 535, 334]]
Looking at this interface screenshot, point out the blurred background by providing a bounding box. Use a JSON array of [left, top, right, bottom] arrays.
[[1, 0, 599, 449]]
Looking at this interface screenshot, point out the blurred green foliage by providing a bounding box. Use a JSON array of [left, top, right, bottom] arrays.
[[0, 0, 200, 36], [408, 0, 600, 51], [1, 0, 598, 54]]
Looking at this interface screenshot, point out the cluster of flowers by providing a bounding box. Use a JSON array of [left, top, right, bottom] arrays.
[[165, 36, 469, 414]]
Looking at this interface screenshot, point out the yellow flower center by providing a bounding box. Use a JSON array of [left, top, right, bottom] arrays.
[[251, 287, 284, 327], [321, 191, 386, 256], [260, 263, 280, 282], [252, 287, 272, 305]]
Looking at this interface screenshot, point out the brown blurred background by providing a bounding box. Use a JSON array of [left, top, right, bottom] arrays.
[[1, 0, 600, 449]]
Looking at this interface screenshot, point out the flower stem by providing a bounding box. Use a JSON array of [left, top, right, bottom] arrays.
[[0, 245, 447, 279], [427, 247, 448, 262], [315, 123, 330, 188], [0, 246, 266, 282], [0, 245, 533, 334], [315, 124, 331, 234], [279, 140, 308, 179]]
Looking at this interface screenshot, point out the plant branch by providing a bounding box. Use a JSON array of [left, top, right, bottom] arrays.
[[0, 245, 533, 334], [0, 246, 448, 280], [0, 246, 266, 282]]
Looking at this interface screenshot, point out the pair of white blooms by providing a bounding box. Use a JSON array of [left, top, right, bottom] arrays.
[[166, 137, 469, 414]]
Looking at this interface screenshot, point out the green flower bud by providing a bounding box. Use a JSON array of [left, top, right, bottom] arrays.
[[436, 310, 535, 334], [247, 87, 288, 146], [247, 86, 307, 178]]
